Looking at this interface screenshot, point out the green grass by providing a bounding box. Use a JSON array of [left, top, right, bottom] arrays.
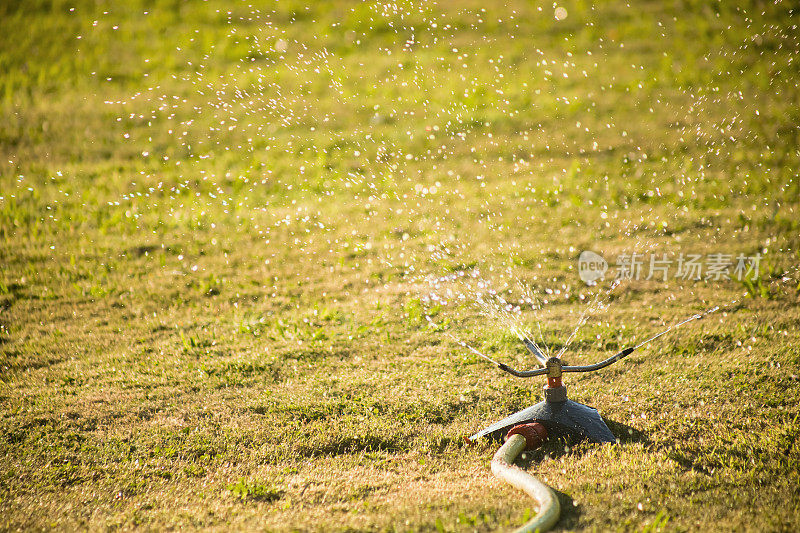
[[1, 0, 800, 531]]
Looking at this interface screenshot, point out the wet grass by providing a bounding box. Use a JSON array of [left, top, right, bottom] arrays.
[[2, 0, 800, 531]]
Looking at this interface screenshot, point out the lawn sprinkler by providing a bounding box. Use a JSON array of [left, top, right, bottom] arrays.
[[469, 342, 632, 443], [467, 311, 709, 445], [455, 311, 712, 532]]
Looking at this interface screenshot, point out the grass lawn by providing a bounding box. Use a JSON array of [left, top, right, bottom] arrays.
[[1, 0, 799, 531]]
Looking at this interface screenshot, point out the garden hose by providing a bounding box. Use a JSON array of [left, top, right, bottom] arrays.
[[491, 423, 560, 532]]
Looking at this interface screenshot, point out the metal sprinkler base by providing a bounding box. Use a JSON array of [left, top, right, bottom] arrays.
[[468, 385, 615, 443]]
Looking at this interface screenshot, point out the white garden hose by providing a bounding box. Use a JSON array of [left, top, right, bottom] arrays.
[[491, 424, 560, 532]]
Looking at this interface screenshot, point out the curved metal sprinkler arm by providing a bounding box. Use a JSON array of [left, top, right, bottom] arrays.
[[497, 347, 635, 378], [560, 346, 635, 372], [497, 363, 548, 378], [503, 309, 709, 378]]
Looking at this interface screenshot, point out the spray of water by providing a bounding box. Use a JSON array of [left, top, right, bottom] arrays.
[[77, 2, 800, 358]]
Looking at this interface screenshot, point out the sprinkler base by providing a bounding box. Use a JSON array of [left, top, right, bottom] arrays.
[[469, 395, 615, 443]]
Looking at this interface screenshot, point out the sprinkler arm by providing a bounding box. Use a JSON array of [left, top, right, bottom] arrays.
[[497, 346, 635, 378]]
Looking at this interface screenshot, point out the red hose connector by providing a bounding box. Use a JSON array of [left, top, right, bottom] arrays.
[[546, 375, 562, 388], [506, 422, 548, 450]]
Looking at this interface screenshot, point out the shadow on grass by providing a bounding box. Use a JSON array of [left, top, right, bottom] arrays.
[[551, 487, 580, 529], [292, 432, 415, 457], [605, 418, 649, 445]]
